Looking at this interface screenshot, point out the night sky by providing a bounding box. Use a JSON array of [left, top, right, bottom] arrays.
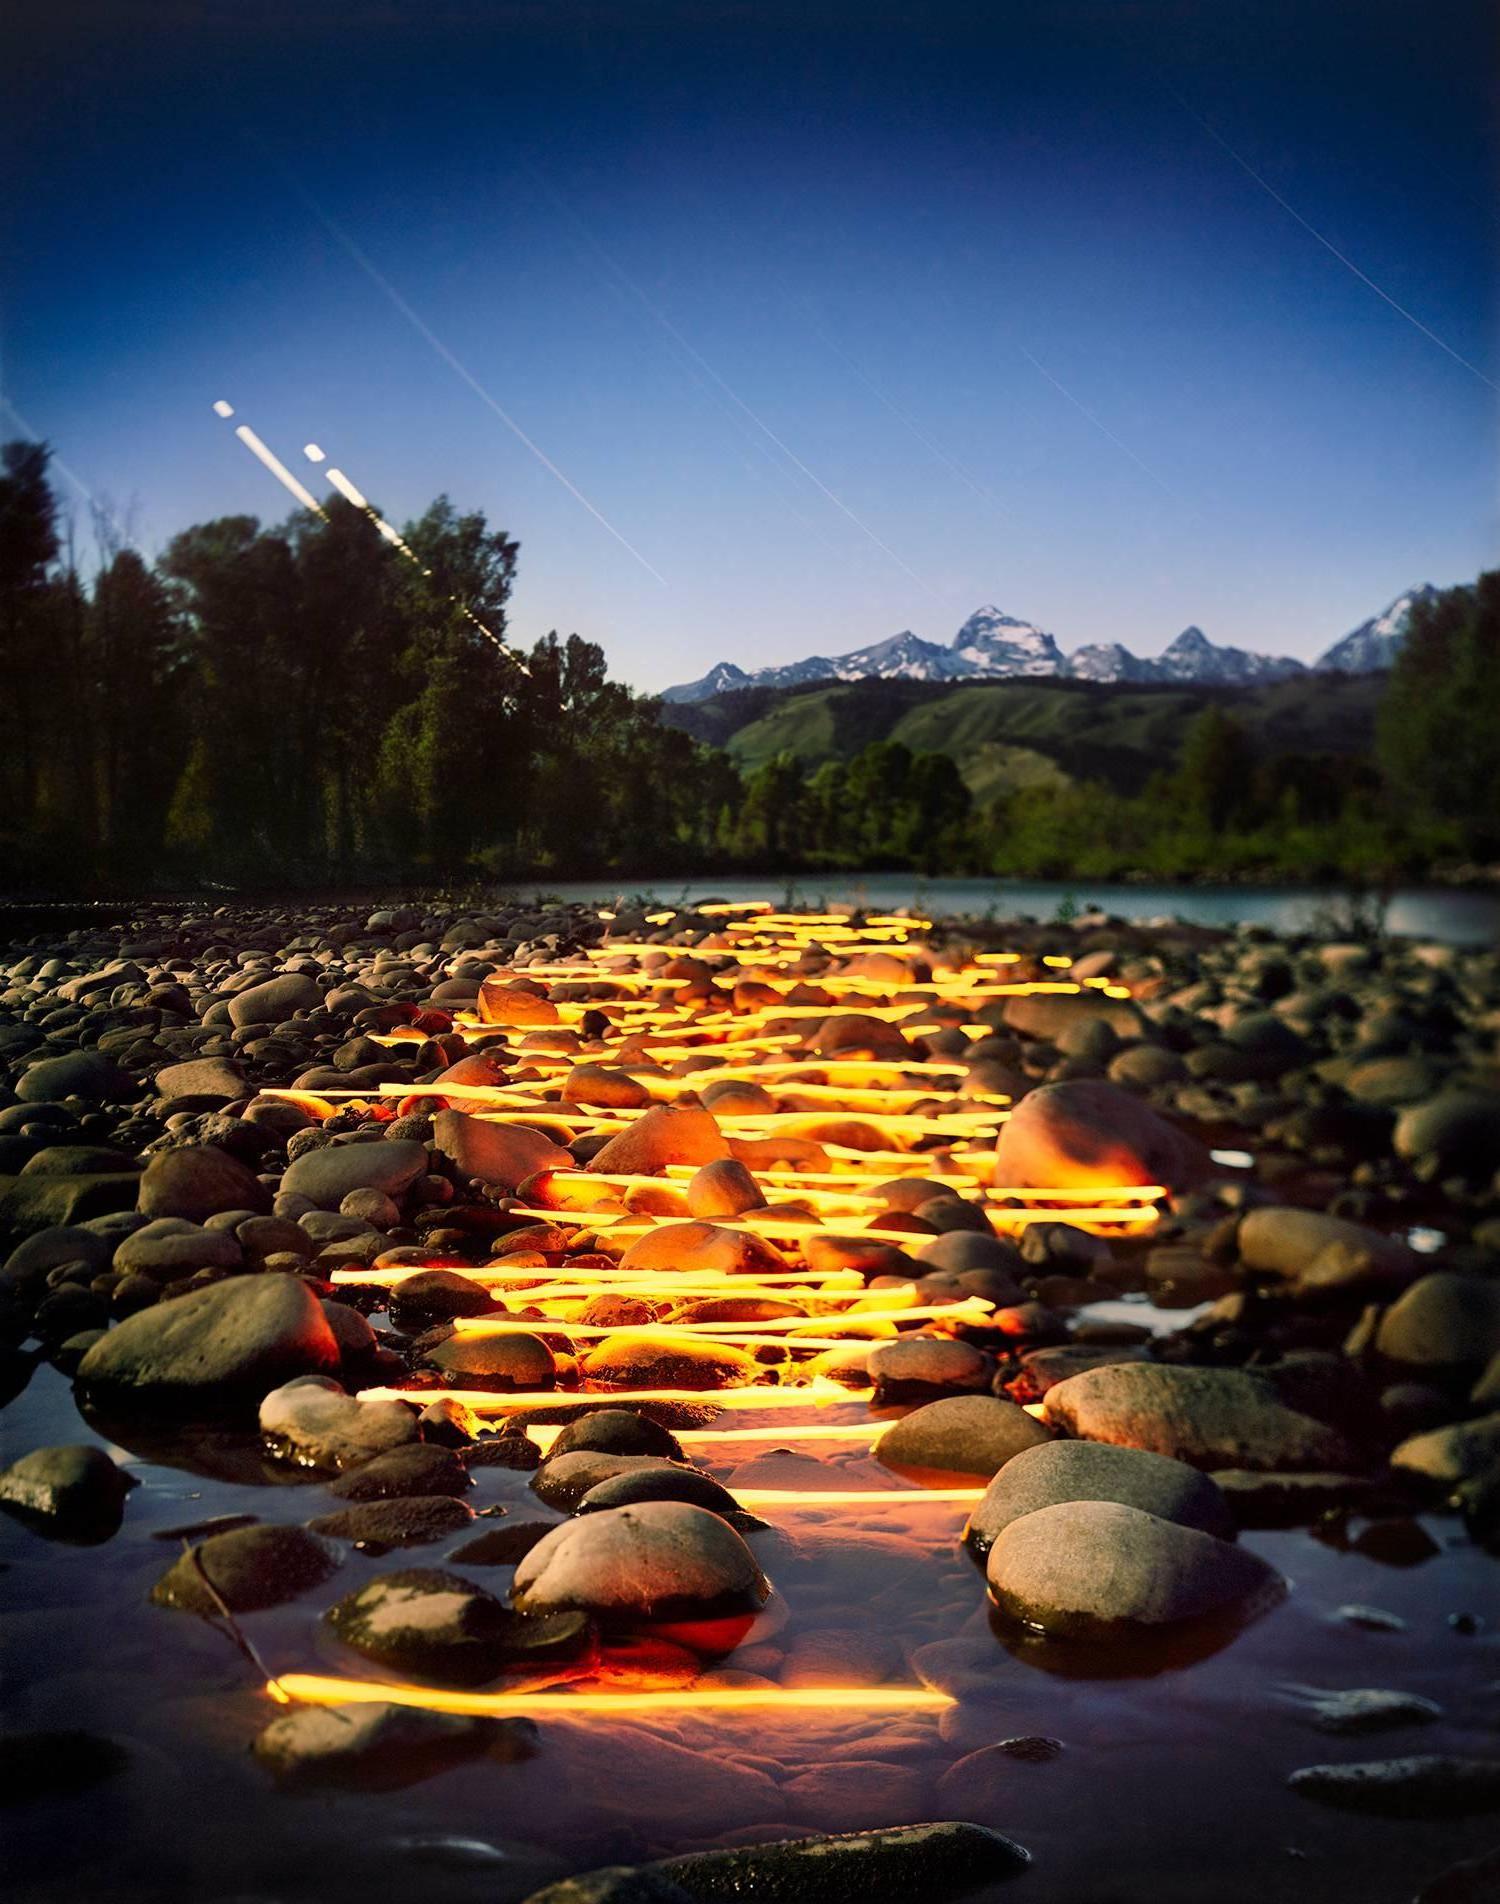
[[4, 0, 1495, 689]]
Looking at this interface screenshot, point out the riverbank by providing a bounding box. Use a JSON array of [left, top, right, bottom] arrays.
[[1, 898, 1496, 1904]]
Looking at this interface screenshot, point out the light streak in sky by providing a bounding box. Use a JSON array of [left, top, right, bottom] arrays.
[[526, 162, 941, 599], [283, 181, 668, 584], [312, 446, 527, 665], [1168, 87, 1497, 394], [1017, 347, 1182, 502], [211, 401, 525, 666]]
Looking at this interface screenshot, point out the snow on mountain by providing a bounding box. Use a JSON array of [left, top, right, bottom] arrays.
[[1152, 626, 1306, 686], [660, 589, 1433, 703], [1063, 642, 1155, 683], [950, 606, 1066, 676], [1315, 586, 1440, 674]]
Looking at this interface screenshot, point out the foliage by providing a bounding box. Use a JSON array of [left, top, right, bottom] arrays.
[[0, 439, 1489, 892]]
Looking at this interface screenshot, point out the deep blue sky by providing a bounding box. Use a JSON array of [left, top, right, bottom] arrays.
[[4, 0, 1495, 689]]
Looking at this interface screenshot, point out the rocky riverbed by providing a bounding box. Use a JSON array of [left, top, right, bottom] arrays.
[[0, 899, 1497, 1904]]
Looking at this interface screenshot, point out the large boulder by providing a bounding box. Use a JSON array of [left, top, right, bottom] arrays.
[[1043, 1362, 1362, 1472], [964, 1438, 1236, 1555], [512, 1500, 769, 1630], [433, 1108, 572, 1189], [985, 1499, 1283, 1638], [77, 1274, 341, 1401], [423, 1331, 556, 1391], [137, 1146, 271, 1222], [280, 1138, 428, 1210], [992, 1081, 1209, 1192], [586, 1105, 730, 1176], [876, 1395, 1052, 1479]]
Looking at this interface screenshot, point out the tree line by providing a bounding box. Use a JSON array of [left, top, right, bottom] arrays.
[[1, 438, 1494, 891]]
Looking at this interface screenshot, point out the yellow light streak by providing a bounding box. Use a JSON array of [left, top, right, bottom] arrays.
[[271, 1674, 953, 1718]]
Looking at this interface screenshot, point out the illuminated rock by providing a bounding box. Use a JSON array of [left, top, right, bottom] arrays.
[[580, 1330, 762, 1391], [963, 1439, 1235, 1556], [477, 977, 560, 1025], [1238, 1207, 1418, 1290], [0, 1443, 135, 1536], [866, 1336, 991, 1393], [326, 1567, 593, 1684], [685, 1158, 762, 1218], [992, 1080, 1210, 1191], [512, 1500, 769, 1629], [876, 1395, 1051, 1479], [259, 1376, 419, 1470], [77, 1273, 340, 1401], [423, 1330, 556, 1391], [619, 1220, 788, 1278], [562, 1064, 651, 1109], [586, 1104, 730, 1175], [1043, 1362, 1362, 1471], [549, 1409, 685, 1460], [811, 1013, 916, 1059], [985, 1499, 1282, 1638]]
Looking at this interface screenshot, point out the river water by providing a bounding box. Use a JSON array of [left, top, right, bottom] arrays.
[[525, 878, 1499, 945]]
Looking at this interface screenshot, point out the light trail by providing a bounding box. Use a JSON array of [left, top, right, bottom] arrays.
[[524, 161, 940, 597], [356, 1383, 876, 1412], [1169, 87, 1498, 393], [289, 190, 668, 582], [210, 403, 328, 516], [271, 1674, 953, 1718], [1018, 349, 1182, 501]]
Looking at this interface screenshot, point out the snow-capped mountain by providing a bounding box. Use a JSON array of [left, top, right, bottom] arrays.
[[1314, 586, 1439, 673], [952, 606, 1066, 675], [660, 586, 1436, 703]]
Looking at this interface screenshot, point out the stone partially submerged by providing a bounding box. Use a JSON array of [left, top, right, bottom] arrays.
[[985, 1499, 1283, 1639], [1042, 1362, 1364, 1472], [76, 1274, 341, 1403], [964, 1439, 1236, 1556]]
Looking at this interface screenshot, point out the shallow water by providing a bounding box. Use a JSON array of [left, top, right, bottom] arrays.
[[525, 877, 1500, 947], [3, 1357, 1495, 1904]]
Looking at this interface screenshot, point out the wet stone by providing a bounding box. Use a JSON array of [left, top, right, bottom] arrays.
[[325, 1567, 594, 1685], [308, 1494, 476, 1550], [326, 1443, 471, 1500], [252, 1699, 532, 1791], [151, 1523, 341, 1614]]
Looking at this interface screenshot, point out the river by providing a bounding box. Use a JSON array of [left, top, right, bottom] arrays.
[[524, 877, 1499, 945]]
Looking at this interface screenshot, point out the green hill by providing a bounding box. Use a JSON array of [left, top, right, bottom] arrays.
[[661, 673, 1385, 805]]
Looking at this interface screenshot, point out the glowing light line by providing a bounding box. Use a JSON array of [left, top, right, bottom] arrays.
[[271, 1674, 952, 1717], [1018, 350, 1181, 500], [1170, 88, 1498, 393], [293, 195, 668, 582], [226, 420, 328, 516]]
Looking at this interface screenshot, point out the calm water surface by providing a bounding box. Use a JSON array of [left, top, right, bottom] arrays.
[[528, 877, 1499, 946], [3, 1351, 1495, 1904]]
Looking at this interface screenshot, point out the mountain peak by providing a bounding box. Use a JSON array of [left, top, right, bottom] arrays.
[[659, 588, 1422, 702]]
